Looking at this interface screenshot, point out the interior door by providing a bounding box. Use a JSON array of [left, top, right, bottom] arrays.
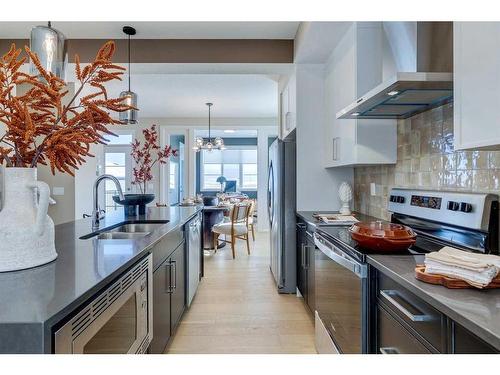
[[151, 258, 171, 353], [170, 243, 186, 331]]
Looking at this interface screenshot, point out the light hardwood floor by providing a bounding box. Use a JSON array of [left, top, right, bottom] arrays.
[[165, 231, 316, 354]]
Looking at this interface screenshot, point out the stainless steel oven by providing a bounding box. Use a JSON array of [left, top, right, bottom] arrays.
[[55, 254, 153, 354], [314, 232, 368, 354]]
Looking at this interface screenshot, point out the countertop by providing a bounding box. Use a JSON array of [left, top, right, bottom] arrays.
[[296, 210, 378, 228], [368, 254, 500, 351], [0, 205, 202, 352]]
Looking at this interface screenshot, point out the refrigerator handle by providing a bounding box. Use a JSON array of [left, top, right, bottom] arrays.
[[267, 161, 274, 225]]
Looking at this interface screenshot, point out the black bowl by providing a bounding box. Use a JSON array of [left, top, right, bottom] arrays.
[[113, 194, 155, 216]]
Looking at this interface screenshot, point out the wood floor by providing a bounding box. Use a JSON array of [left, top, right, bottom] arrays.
[[165, 231, 316, 354]]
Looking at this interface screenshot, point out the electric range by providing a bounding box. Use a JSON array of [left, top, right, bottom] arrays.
[[313, 188, 499, 354]]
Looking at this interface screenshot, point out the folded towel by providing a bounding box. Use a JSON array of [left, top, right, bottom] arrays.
[[424, 247, 500, 288]]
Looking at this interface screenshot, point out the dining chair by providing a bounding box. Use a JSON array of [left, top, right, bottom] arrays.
[[212, 203, 251, 259], [246, 200, 256, 241]]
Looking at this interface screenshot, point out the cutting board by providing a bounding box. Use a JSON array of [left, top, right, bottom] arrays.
[[415, 266, 500, 289]]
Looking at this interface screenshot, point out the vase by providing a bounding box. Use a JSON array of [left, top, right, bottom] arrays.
[[0, 167, 57, 272]]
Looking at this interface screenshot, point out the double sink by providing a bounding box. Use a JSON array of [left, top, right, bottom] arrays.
[[80, 222, 169, 240]]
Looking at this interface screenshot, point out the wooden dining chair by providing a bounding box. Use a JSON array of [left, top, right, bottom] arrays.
[[246, 199, 256, 241], [212, 203, 251, 259]]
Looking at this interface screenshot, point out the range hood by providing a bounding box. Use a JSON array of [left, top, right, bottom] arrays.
[[337, 22, 453, 120]]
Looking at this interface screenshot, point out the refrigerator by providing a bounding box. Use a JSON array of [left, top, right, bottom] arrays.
[[268, 137, 296, 293]]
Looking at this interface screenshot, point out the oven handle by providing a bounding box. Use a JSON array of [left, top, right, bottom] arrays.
[[314, 233, 367, 278]]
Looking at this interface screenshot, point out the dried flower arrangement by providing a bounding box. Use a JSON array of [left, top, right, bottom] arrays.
[[0, 41, 131, 175], [131, 124, 178, 194]]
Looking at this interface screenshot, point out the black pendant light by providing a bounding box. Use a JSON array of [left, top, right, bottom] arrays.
[[119, 26, 138, 124]]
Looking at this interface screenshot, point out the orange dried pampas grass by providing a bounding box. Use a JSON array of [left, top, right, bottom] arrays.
[[0, 41, 133, 175]]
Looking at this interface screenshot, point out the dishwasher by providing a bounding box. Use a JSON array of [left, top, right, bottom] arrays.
[[186, 213, 202, 306]]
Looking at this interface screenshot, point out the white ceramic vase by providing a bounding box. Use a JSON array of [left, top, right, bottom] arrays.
[[0, 167, 57, 272]]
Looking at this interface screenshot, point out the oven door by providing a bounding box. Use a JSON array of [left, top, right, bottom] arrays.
[[314, 233, 368, 354], [55, 255, 152, 354]]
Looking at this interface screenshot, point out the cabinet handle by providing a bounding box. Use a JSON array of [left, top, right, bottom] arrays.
[[171, 260, 177, 290], [301, 244, 305, 268], [332, 137, 340, 161], [165, 262, 174, 293], [380, 290, 431, 322], [379, 347, 400, 354]]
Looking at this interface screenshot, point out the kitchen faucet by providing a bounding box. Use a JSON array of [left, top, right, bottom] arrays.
[[90, 174, 125, 230]]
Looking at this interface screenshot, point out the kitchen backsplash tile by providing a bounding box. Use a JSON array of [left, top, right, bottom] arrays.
[[353, 102, 500, 220]]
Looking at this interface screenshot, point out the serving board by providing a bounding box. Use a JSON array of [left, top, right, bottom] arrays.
[[415, 266, 500, 289]]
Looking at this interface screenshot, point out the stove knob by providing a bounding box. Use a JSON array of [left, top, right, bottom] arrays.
[[460, 202, 473, 213], [390, 195, 396, 202], [396, 196, 405, 204], [447, 201, 460, 211]]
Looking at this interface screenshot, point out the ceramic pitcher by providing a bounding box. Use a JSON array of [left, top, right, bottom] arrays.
[[0, 167, 57, 272]]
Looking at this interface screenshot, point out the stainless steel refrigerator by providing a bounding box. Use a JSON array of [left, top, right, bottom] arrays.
[[268, 137, 296, 293]]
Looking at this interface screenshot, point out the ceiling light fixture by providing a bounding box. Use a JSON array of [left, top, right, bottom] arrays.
[[387, 90, 400, 96], [193, 103, 225, 152], [352, 112, 360, 116], [30, 21, 67, 79], [119, 26, 138, 124], [224, 129, 235, 133]]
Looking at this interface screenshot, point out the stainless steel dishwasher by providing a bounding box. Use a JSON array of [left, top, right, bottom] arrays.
[[186, 213, 202, 306]]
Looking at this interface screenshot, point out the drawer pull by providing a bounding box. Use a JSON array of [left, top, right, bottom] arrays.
[[380, 290, 431, 322], [379, 347, 400, 354]]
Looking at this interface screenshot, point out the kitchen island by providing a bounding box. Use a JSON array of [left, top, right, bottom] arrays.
[[0, 205, 202, 353]]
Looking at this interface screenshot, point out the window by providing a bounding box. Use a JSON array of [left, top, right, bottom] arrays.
[[200, 147, 257, 191], [104, 145, 132, 212]]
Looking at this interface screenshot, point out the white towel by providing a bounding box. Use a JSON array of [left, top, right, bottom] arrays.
[[424, 247, 500, 288]]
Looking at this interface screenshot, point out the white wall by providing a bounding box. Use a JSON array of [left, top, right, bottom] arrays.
[[295, 64, 353, 212]]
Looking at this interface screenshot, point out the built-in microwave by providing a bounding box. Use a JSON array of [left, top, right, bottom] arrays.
[[54, 254, 153, 354]]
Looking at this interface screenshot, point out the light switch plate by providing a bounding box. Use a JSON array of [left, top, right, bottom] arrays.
[[53, 186, 65, 196], [370, 182, 377, 196]]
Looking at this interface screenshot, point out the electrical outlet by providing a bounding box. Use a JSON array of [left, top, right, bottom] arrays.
[[53, 187, 65, 196], [370, 183, 377, 196]]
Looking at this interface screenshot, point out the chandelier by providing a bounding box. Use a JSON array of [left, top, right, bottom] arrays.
[[193, 103, 225, 152]]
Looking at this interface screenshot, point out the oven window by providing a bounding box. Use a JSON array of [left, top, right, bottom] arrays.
[[83, 294, 137, 354]]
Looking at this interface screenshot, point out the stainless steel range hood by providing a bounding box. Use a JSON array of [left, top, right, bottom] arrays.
[[337, 22, 453, 120]]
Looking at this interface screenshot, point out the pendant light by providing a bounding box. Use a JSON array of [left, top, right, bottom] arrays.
[[193, 103, 225, 152], [119, 26, 138, 124], [30, 21, 67, 79]]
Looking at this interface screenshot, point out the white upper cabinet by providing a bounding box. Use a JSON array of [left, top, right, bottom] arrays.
[[454, 22, 500, 150], [324, 22, 397, 168], [280, 73, 296, 140]]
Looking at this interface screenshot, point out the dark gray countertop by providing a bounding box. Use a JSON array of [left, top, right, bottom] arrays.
[[0, 205, 202, 352], [296, 210, 377, 228], [368, 254, 500, 351]]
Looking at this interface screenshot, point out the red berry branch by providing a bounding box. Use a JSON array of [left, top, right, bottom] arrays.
[[131, 124, 178, 194]]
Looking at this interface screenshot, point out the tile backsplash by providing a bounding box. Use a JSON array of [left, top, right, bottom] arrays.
[[354, 102, 500, 220]]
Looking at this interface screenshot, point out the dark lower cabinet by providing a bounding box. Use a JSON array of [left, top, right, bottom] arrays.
[[452, 322, 498, 354], [151, 256, 172, 353], [375, 270, 499, 354], [170, 243, 186, 330], [150, 239, 186, 354], [296, 219, 315, 314]]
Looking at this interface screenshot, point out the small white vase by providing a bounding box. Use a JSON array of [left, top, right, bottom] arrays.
[[0, 167, 57, 272]]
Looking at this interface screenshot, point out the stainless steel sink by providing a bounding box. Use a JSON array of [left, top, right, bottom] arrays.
[[96, 232, 150, 240], [111, 223, 166, 233], [80, 221, 168, 240]]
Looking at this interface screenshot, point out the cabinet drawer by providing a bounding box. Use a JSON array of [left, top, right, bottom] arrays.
[[377, 305, 431, 354], [453, 322, 498, 354], [151, 229, 184, 270], [377, 273, 446, 352]]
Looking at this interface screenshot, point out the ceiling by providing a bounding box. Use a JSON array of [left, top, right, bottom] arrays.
[[0, 22, 300, 39], [74, 73, 278, 118]]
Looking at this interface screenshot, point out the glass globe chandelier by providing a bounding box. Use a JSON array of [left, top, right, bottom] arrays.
[[193, 103, 225, 152]]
